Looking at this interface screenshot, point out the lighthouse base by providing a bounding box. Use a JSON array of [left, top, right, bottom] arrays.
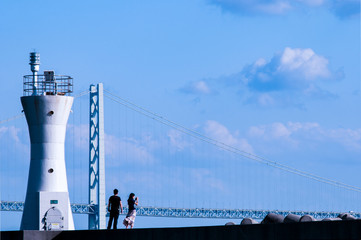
[[21, 192, 74, 231], [39, 192, 70, 231]]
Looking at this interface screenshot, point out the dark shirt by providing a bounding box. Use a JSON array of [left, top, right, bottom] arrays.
[[108, 195, 121, 213], [128, 198, 136, 211]]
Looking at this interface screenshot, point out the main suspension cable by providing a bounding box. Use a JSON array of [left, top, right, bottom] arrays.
[[103, 90, 361, 193]]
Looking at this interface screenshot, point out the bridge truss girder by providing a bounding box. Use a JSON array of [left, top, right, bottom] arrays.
[[1, 201, 359, 220]]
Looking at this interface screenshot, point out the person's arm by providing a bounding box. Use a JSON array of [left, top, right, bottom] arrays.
[[120, 200, 123, 214], [107, 198, 111, 212], [135, 197, 139, 206]]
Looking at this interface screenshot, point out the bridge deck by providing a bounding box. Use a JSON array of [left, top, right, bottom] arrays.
[[1, 201, 360, 220]]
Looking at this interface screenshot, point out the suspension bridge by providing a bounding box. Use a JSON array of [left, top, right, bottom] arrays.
[[1, 83, 361, 230]]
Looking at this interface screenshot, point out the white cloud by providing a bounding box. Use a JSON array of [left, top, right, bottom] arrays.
[[67, 124, 157, 165], [249, 122, 319, 139], [194, 81, 211, 94], [257, 93, 275, 106], [248, 122, 361, 151], [204, 120, 253, 153], [248, 121, 320, 148], [168, 121, 254, 155], [67, 124, 89, 150], [105, 134, 156, 165], [270, 122, 292, 138], [256, 1, 291, 14], [181, 47, 338, 107], [297, 0, 324, 7], [287, 122, 320, 132], [180, 80, 212, 95], [0, 126, 21, 143], [209, 0, 359, 18], [0, 126, 29, 156], [278, 47, 330, 80], [168, 129, 192, 151], [254, 58, 267, 67], [326, 128, 361, 150], [235, 47, 339, 107], [243, 47, 333, 92], [249, 122, 292, 140]]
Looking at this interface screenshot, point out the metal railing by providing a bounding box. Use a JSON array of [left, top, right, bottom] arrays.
[[23, 75, 73, 96]]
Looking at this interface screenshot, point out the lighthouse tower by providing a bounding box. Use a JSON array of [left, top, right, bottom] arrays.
[[20, 52, 75, 230]]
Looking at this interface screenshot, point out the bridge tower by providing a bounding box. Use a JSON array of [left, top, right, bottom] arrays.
[[20, 52, 75, 230], [88, 83, 106, 229]]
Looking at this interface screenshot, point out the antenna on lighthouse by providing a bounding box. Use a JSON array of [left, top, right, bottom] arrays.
[[29, 52, 40, 95]]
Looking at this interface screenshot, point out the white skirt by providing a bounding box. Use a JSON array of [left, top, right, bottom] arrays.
[[123, 210, 136, 227]]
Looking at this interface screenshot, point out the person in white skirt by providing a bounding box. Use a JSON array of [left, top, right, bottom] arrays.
[[123, 193, 138, 229]]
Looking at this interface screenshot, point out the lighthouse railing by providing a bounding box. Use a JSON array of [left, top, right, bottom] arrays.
[[23, 75, 73, 96]]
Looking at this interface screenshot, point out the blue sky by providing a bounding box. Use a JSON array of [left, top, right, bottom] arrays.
[[0, 0, 360, 230]]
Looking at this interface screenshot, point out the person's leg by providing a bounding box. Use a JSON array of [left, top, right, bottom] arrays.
[[130, 211, 136, 229], [113, 213, 119, 229], [107, 213, 114, 230]]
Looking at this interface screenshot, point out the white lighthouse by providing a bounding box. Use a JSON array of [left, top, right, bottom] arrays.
[[20, 52, 75, 230]]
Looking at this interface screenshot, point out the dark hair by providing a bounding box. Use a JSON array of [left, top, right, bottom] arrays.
[[113, 189, 118, 195], [128, 193, 135, 200]]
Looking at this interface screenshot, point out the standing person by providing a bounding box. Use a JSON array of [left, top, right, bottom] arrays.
[[123, 193, 138, 229], [107, 189, 123, 230]]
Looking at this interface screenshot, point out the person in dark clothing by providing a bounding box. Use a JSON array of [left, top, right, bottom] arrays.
[[107, 189, 123, 230], [123, 193, 138, 229]]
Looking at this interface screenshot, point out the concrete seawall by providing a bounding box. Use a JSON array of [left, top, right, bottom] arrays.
[[2, 220, 361, 240]]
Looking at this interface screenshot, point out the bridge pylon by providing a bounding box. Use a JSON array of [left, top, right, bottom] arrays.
[[88, 83, 106, 229]]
